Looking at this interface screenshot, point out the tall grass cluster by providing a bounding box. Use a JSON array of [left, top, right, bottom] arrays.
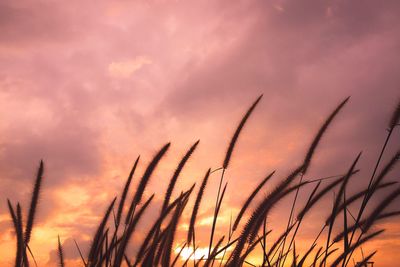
[[5, 96, 400, 267]]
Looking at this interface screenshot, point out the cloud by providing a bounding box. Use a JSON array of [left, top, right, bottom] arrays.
[[0, 0, 399, 266], [108, 56, 152, 78]]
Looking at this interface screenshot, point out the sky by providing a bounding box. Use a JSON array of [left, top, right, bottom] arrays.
[[0, 0, 399, 266]]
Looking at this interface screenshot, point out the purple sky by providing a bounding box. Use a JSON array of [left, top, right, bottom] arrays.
[[0, 0, 399, 266]]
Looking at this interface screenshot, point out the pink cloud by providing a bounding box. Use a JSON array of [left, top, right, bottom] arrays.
[[0, 0, 399, 266]]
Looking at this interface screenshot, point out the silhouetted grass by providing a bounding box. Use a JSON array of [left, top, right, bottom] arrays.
[[4, 97, 399, 267]]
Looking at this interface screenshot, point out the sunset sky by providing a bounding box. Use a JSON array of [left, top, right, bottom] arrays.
[[0, 0, 399, 266]]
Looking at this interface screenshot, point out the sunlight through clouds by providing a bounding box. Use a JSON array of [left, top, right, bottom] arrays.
[[108, 56, 152, 78]]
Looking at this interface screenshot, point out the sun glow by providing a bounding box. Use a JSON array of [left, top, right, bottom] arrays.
[[175, 246, 210, 261], [175, 245, 233, 262]]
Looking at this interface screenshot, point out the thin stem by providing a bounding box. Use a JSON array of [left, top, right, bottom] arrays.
[[209, 168, 226, 257]]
